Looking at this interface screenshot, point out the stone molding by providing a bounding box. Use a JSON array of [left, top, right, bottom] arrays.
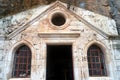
[[9, 78, 30, 80], [38, 32, 80, 39]]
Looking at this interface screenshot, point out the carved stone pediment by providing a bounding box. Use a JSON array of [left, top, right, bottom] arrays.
[[4, 1, 118, 40]]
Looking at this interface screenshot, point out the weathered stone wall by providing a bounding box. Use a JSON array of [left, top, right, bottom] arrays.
[[0, 1, 119, 80], [111, 39, 120, 80], [0, 40, 5, 80], [4, 14, 112, 80], [86, 0, 110, 17]]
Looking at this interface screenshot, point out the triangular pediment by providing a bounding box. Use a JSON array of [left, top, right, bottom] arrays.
[[6, 1, 118, 39]]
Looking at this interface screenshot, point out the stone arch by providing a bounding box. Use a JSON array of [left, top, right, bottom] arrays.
[[8, 40, 35, 78], [84, 40, 111, 76], [84, 40, 109, 56], [11, 40, 34, 55]]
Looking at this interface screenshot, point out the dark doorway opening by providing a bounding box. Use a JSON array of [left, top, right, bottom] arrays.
[[46, 45, 74, 80]]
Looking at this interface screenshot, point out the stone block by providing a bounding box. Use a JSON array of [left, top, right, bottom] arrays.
[[115, 71, 120, 80], [116, 66, 120, 70], [0, 56, 3, 61], [114, 55, 120, 60], [116, 61, 120, 69], [0, 68, 1, 73], [0, 73, 3, 79], [113, 44, 120, 49]]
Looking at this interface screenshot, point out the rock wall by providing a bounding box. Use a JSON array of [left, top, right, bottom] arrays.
[[108, 0, 120, 34], [0, 0, 111, 18]]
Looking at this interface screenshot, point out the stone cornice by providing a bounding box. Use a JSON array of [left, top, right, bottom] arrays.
[[109, 35, 120, 40]]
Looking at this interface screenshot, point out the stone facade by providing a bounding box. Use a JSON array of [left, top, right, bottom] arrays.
[[0, 1, 120, 80]]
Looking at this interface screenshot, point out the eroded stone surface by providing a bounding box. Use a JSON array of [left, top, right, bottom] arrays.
[[0, 1, 119, 80]]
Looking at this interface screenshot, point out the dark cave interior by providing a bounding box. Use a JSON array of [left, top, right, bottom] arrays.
[[46, 45, 74, 80]]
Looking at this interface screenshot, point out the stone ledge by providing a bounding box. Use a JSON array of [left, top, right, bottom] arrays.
[[9, 78, 30, 80], [89, 77, 110, 80], [38, 32, 80, 38]]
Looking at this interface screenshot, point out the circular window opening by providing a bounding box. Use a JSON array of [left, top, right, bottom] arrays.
[[51, 13, 66, 26]]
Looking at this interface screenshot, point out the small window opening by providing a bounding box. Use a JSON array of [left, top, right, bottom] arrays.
[[51, 13, 66, 26], [87, 45, 107, 76], [12, 45, 32, 78]]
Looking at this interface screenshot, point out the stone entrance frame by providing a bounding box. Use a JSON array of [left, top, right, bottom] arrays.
[[39, 32, 81, 80]]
